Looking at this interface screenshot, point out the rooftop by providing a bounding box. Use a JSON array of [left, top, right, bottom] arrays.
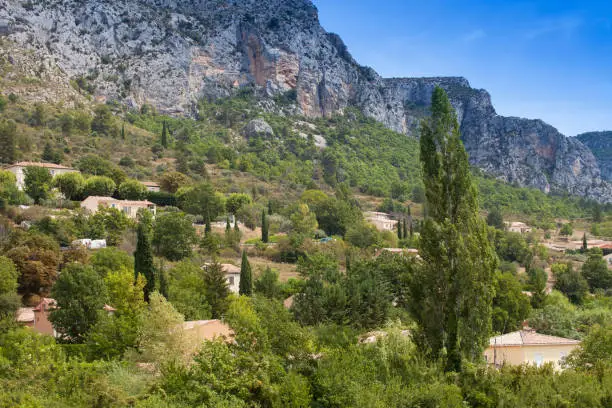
[[142, 181, 160, 187], [7, 161, 75, 170], [16, 307, 34, 323], [82, 196, 155, 206], [489, 330, 581, 347]]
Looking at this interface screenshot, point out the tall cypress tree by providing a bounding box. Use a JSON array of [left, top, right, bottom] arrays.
[[267, 200, 273, 216], [411, 87, 497, 373], [261, 209, 269, 243], [397, 219, 403, 240], [134, 209, 155, 302], [161, 120, 168, 148], [582, 233, 588, 252], [403, 219, 408, 240], [121, 123, 126, 140], [239, 251, 253, 296], [226, 216, 231, 232], [205, 215, 212, 235]]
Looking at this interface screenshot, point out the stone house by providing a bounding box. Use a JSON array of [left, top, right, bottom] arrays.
[[81, 196, 156, 218], [5, 161, 78, 190], [364, 212, 398, 231]]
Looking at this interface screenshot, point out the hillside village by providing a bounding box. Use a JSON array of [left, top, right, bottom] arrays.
[[0, 0, 612, 405]]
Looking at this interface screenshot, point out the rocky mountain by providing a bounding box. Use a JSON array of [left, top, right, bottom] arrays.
[[576, 132, 612, 182], [1, 0, 612, 201]]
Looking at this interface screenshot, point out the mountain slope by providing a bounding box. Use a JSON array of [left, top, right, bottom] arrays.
[[576, 131, 612, 182], [1, 0, 612, 201]]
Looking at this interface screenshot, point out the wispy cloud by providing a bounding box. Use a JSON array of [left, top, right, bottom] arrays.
[[524, 16, 583, 39], [461, 29, 486, 43]]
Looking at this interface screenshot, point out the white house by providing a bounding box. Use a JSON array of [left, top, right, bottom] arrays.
[[81, 196, 156, 219], [364, 212, 398, 231], [5, 161, 78, 190], [505, 222, 532, 234]]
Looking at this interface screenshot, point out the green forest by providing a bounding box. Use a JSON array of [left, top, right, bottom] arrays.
[[1, 86, 612, 407]]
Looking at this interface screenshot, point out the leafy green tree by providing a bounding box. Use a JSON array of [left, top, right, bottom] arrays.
[[203, 261, 231, 319], [493, 230, 530, 264], [24, 166, 52, 204], [135, 210, 155, 301], [254, 267, 283, 299], [90, 247, 134, 277], [413, 87, 497, 372], [560, 223, 573, 237], [567, 324, 612, 369], [529, 291, 579, 339], [5, 231, 61, 298], [492, 271, 532, 333], [261, 209, 269, 243], [167, 260, 211, 320], [54, 172, 85, 200], [177, 182, 225, 222], [41, 142, 62, 164], [83, 175, 116, 197], [0, 256, 20, 327], [0, 120, 17, 164], [552, 262, 589, 305], [117, 179, 148, 200], [89, 207, 132, 246], [290, 203, 318, 236], [77, 154, 126, 185], [152, 211, 197, 261], [593, 202, 603, 223], [239, 251, 253, 296], [486, 208, 505, 230], [528, 267, 548, 309], [159, 171, 190, 193], [49, 263, 108, 343], [343, 260, 393, 329], [91, 105, 118, 137], [345, 222, 381, 248], [582, 248, 612, 291]]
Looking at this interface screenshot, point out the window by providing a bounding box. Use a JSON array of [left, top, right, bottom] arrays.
[[534, 353, 543, 367], [228, 277, 234, 285], [122, 206, 131, 215]]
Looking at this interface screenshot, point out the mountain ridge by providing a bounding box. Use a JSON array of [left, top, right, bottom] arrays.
[[2, 0, 612, 201]]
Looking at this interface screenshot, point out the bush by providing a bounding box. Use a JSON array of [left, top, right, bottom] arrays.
[[83, 176, 116, 197], [117, 179, 148, 200]]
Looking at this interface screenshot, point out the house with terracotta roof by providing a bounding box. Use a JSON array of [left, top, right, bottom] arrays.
[[142, 181, 160, 192], [484, 329, 580, 369], [182, 319, 233, 342], [81, 196, 156, 218], [5, 161, 78, 190]]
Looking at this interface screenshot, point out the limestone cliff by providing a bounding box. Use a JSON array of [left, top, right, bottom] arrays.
[[577, 131, 612, 182], [1, 0, 611, 201]]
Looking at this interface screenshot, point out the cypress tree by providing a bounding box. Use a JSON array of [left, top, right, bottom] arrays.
[[582, 233, 588, 252], [412, 87, 497, 373], [0, 120, 17, 164], [121, 123, 125, 140], [234, 219, 240, 234], [261, 209, 269, 243], [267, 200, 273, 216], [161, 120, 168, 148], [397, 219, 403, 240], [134, 209, 155, 302], [203, 261, 230, 318], [239, 251, 253, 296], [403, 219, 408, 240], [205, 213, 212, 235], [226, 216, 231, 232], [409, 220, 414, 238]]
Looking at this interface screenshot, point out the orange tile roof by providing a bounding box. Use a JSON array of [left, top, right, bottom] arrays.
[[142, 181, 160, 187], [82, 196, 155, 207]]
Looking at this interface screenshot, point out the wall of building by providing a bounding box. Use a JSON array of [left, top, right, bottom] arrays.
[[484, 344, 578, 368]]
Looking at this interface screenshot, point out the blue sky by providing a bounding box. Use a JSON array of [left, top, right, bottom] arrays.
[[312, 0, 612, 136]]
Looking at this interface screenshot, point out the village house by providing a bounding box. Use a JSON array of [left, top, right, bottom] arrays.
[[182, 319, 234, 342], [5, 161, 79, 190], [81, 196, 156, 218], [505, 221, 532, 234], [484, 328, 580, 369], [364, 212, 398, 231], [202, 263, 242, 293], [142, 181, 161, 192], [16, 298, 116, 337], [374, 247, 419, 257]]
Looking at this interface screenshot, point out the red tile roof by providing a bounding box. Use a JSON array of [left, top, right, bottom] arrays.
[[489, 330, 580, 347]]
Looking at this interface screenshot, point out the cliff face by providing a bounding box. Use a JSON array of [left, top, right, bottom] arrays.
[[577, 132, 612, 182], [2, 0, 612, 201]]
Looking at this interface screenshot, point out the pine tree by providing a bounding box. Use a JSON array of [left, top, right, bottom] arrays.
[[239, 251, 253, 296], [582, 233, 588, 252], [161, 120, 168, 148], [261, 209, 269, 243], [412, 86, 497, 373], [134, 210, 155, 302], [203, 261, 230, 318], [42, 142, 54, 162]]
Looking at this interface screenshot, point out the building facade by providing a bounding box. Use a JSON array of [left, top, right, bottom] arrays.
[[5, 161, 78, 190], [81, 196, 156, 218]]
